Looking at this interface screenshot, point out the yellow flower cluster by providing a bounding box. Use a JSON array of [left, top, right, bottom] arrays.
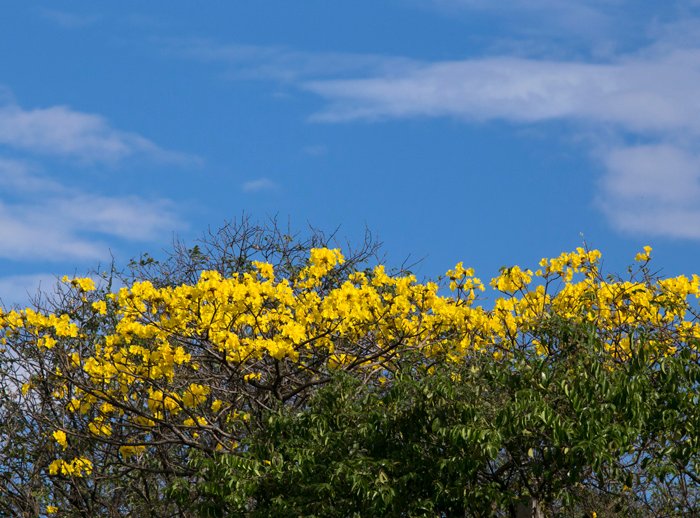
[[62, 275, 96, 292], [3, 245, 699, 492], [491, 265, 533, 293], [52, 430, 68, 449], [446, 262, 485, 303], [48, 457, 93, 477], [635, 245, 653, 262], [0, 307, 78, 345], [119, 444, 147, 459]]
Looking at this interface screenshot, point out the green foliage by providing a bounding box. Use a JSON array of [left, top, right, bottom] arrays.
[[177, 318, 699, 517]]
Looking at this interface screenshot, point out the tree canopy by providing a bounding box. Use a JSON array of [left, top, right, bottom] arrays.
[[0, 221, 698, 516]]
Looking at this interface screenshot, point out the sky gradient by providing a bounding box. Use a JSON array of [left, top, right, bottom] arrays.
[[2, 1, 700, 305]]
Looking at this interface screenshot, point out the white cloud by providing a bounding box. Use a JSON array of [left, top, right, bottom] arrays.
[[0, 273, 59, 309], [0, 94, 198, 165], [242, 178, 278, 192], [0, 202, 105, 261], [601, 144, 700, 204], [602, 204, 700, 240], [0, 157, 63, 193], [0, 90, 196, 261], [52, 194, 178, 241], [0, 159, 181, 261], [302, 50, 700, 136], [598, 144, 700, 239]]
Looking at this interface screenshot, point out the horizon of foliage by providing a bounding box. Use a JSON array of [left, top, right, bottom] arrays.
[[0, 220, 698, 516]]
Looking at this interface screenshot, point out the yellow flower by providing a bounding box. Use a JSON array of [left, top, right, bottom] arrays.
[[46, 505, 58, 514], [635, 245, 652, 262], [65, 276, 96, 292], [88, 418, 112, 437], [71, 457, 93, 476], [47, 457, 92, 477], [490, 265, 533, 292], [119, 444, 146, 458], [243, 372, 261, 382], [252, 261, 275, 280], [183, 416, 207, 427], [53, 430, 68, 449], [38, 336, 57, 349], [48, 460, 62, 476], [306, 248, 345, 278], [182, 383, 210, 408], [92, 300, 107, 315]]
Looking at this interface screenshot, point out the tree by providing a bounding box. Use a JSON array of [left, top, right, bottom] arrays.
[[172, 317, 699, 517], [0, 221, 698, 516]]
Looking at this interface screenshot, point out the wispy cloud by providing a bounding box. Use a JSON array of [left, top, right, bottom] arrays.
[[302, 50, 700, 133], [242, 177, 278, 193], [0, 157, 63, 193], [425, 0, 654, 53], [37, 8, 101, 29], [160, 38, 416, 83], [0, 91, 198, 165], [598, 144, 700, 239], [0, 159, 181, 262], [0, 273, 59, 309]]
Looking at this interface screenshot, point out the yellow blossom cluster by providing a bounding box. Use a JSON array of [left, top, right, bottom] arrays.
[[119, 444, 147, 459], [48, 457, 93, 477], [52, 430, 68, 449], [2, 245, 699, 491], [0, 308, 78, 346]]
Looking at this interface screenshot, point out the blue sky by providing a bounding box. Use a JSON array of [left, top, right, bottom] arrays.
[[2, 1, 700, 305]]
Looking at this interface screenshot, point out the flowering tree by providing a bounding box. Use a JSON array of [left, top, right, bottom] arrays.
[[190, 318, 698, 517], [0, 221, 698, 516]]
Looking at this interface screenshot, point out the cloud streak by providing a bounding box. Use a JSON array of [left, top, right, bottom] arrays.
[[425, 0, 669, 53], [302, 50, 700, 135], [0, 273, 60, 309], [0, 158, 181, 262], [598, 144, 700, 239], [0, 93, 198, 165], [161, 38, 416, 83], [37, 8, 101, 29], [242, 177, 278, 192]]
